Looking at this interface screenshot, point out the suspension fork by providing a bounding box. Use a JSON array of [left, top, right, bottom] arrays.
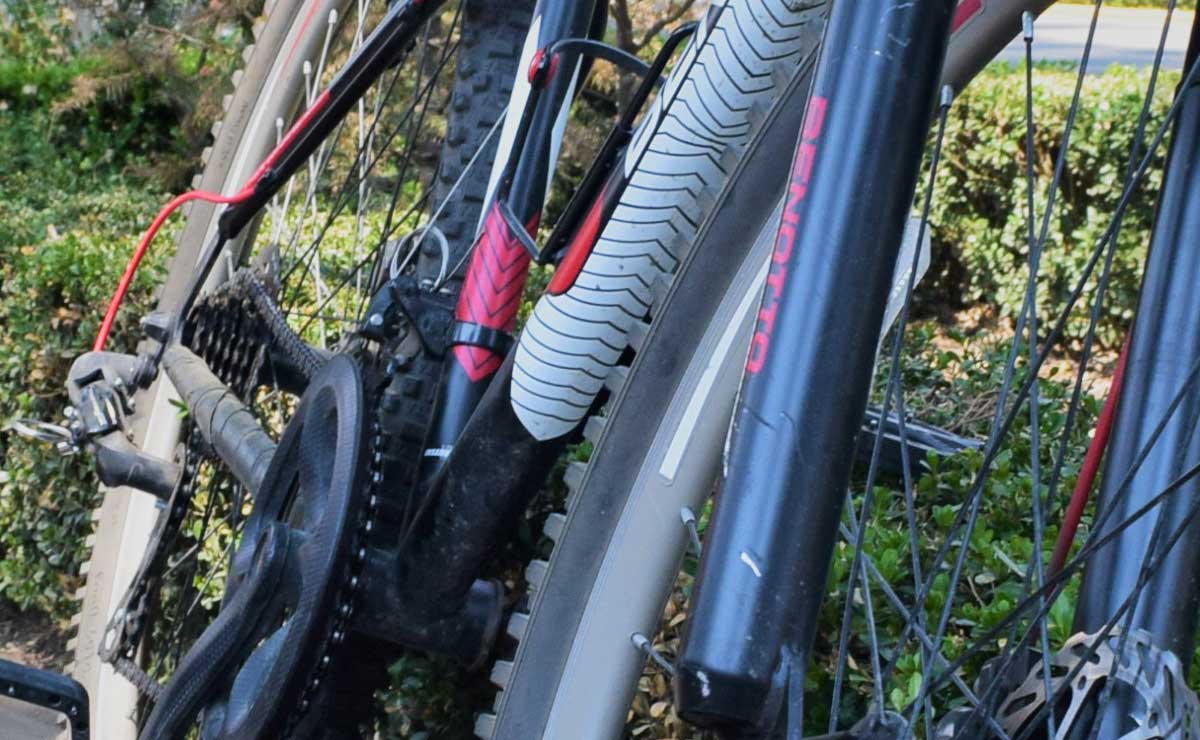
[[418, 0, 601, 480], [675, 0, 957, 731], [1073, 2, 1200, 689]]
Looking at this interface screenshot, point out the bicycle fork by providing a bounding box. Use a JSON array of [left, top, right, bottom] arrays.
[[1069, 13, 1200, 736], [675, 0, 957, 730]]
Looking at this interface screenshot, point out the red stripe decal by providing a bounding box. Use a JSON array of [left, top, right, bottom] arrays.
[[282, 0, 323, 72], [952, 0, 984, 34], [453, 203, 536, 381], [548, 188, 608, 296], [746, 96, 828, 375]]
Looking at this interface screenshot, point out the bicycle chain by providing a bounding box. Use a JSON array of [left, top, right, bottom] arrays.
[[284, 365, 390, 734], [97, 274, 406, 739], [101, 285, 267, 674], [114, 657, 166, 703]]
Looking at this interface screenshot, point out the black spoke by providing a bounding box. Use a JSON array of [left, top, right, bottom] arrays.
[[878, 44, 1200, 715], [1019, 15, 1056, 740], [830, 86, 955, 732], [279, 8, 466, 321]]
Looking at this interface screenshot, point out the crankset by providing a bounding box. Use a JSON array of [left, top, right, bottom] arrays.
[[141, 355, 377, 739]]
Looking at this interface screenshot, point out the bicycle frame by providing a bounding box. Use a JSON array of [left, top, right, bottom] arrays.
[[678, 0, 1200, 735], [93, 0, 1200, 731], [167, 0, 1063, 623]]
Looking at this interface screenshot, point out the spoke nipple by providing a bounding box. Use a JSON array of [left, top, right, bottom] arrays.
[[632, 632, 676, 677], [1023, 11, 1035, 42], [328, 9, 338, 25], [303, 60, 313, 77], [940, 85, 955, 110]]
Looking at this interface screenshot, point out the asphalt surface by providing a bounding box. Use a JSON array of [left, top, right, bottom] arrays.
[[0, 695, 62, 740], [996, 5, 1195, 69]]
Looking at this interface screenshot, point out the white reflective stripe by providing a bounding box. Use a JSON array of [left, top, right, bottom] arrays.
[[660, 258, 768, 481]]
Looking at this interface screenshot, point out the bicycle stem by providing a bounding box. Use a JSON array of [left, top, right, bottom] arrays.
[[675, 0, 957, 731]]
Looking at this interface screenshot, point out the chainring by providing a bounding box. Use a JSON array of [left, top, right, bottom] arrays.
[[101, 273, 397, 738], [184, 355, 374, 739]]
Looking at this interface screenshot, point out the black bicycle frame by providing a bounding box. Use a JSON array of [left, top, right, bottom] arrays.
[[676, 0, 958, 730], [1070, 15, 1200, 733], [418, 0, 601, 482], [679, 2, 1200, 735]]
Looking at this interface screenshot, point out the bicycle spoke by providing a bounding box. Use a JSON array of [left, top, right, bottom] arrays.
[[877, 44, 1200, 724], [945, 347, 1200, 730], [830, 86, 955, 733], [1017, 15, 1056, 740], [280, 29, 463, 320], [805, 8, 1200, 737]]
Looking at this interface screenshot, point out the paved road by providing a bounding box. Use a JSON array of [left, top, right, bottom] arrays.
[[0, 695, 62, 739], [996, 5, 1194, 69]]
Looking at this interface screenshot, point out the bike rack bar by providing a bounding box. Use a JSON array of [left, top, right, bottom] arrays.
[[0, 658, 89, 740]]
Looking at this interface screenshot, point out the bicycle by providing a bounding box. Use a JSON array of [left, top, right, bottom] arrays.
[[13, 0, 1200, 737]]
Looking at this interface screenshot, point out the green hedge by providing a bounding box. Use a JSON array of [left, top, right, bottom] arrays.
[[924, 63, 1176, 351], [0, 102, 169, 617], [0, 23, 1184, 734]]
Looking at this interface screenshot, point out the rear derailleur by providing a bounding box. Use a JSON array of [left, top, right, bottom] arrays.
[[33, 267, 510, 734]]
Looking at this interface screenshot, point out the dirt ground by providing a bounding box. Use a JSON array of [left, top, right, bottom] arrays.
[[0, 599, 70, 672]]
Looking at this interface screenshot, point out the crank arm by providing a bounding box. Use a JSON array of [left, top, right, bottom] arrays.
[[161, 345, 277, 496], [138, 522, 289, 740]]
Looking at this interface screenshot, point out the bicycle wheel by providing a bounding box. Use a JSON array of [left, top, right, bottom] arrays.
[[489, 2, 1200, 738], [69, 0, 533, 736]]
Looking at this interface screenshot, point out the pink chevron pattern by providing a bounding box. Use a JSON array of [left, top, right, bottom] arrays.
[[453, 203, 534, 381]]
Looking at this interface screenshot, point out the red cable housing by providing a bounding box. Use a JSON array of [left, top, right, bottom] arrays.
[[93, 90, 331, 352], [1049, 341, 1130, 577]]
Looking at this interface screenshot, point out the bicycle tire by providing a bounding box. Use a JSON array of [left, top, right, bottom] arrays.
[[485, 2, 827, 737], [490, 3, 1200, 739]]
